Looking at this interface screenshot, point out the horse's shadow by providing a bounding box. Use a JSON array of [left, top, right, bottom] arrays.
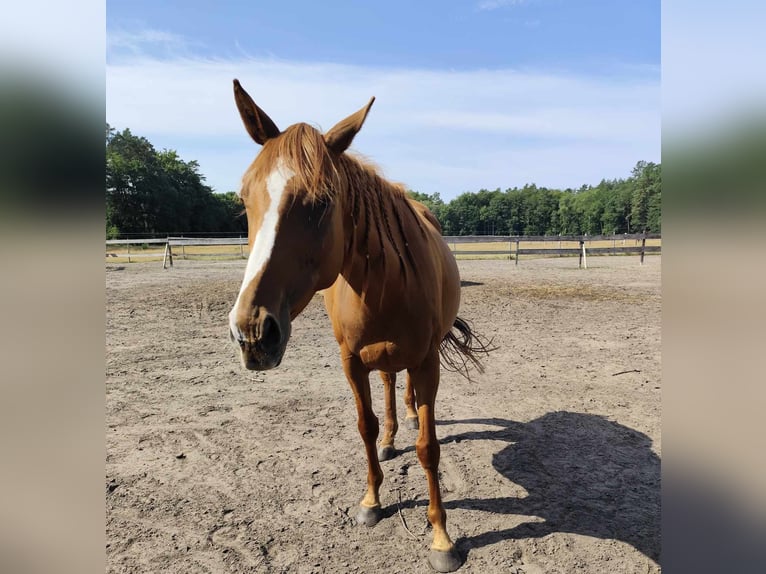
[[393, 411, 660, 563]]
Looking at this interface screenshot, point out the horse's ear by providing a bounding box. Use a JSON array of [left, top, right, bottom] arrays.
[[324, 97, 375, 154], [233, 79, 280, 145]]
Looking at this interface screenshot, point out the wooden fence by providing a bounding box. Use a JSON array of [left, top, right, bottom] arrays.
[[106, 233, 660, 269], [444, 233, 661, 268], [105, 237, 248, 267]]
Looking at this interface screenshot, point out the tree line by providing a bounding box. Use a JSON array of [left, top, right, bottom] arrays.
[[106, 124, 246, 238], [106, 125, 660, 238], [408, 160, 660, 236]]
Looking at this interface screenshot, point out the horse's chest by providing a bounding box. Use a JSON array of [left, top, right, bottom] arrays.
[[338, 311, 430, 371], [357, 341, 409, 372], [325, 280, 434, 370]]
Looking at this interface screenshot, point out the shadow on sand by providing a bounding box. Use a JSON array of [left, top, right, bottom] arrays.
[[393, 411, 660, 564]]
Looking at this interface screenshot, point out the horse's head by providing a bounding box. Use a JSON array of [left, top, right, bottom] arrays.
[[228, 79, 374, 370]]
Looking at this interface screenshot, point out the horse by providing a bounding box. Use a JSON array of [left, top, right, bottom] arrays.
[[227, 79, 489, 572]]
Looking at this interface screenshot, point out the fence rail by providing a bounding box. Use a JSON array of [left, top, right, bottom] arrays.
[[105, 236, 249, 264], [440, 233, 659, 267], [106, 233, 660, 268], [443, 233, 661, 243]]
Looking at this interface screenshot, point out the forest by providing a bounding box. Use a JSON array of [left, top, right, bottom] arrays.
[[106, 125, 660, 238], [106, 125, 246, 238]]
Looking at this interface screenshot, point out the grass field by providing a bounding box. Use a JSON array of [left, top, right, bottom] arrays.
[[449, 237, 661, 260], [449, 237, 661, 250], [105, 244, 248, 263], [105, 237, 662, 264]]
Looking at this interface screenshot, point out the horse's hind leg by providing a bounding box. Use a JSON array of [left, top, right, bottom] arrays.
[[341, 346, 384, 527], [403, 373, 419, 430], [409, 351, 462, 572], [378, 372, 399, 461]]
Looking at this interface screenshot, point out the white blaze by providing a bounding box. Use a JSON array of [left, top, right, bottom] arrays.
[[229, 159, 295, 337]]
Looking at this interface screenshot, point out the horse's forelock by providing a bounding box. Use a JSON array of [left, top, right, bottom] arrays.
[[245, 123, 339, 204]]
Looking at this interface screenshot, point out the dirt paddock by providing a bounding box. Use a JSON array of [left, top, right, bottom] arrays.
[[106, 256, 661, 573]]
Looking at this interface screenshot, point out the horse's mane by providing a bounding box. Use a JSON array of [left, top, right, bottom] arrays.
[[245, 123, 425, 268], [340, 151, 425, 247], [337, 149, 427, 276]]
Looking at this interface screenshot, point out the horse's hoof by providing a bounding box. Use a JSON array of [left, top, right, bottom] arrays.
[[377, 445, 396, 461], [404, 416, 419, 430], [428, 548, 463, 572], [355, 505, 382, 527]]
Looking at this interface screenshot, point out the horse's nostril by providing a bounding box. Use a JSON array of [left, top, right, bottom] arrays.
[[261, 315, 281, 351]]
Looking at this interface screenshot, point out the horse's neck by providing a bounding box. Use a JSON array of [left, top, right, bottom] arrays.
[[338, 168, 422, 294]]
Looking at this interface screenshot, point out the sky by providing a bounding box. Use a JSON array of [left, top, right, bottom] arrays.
[[106, 0, 660, 200]]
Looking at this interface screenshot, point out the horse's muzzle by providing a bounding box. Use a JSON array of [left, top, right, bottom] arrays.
[[232, 337, 285, 371], [230, 312, 289, 371], [243, 349, 283, 371]]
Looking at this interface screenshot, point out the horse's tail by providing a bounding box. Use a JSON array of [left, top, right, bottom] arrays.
[[439, 316, 495, 381]]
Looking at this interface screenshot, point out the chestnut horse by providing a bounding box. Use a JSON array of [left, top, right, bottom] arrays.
[[228, 79, 488, 572]]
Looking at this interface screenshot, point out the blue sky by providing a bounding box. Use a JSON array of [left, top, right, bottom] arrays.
[[106, 0, 660, 199]]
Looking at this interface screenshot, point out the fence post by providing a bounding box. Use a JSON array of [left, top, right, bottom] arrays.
[[640, 232, 647, 265], [578, 239, 585, 269], [127, 242, 131, 264], [582, 240, 588, 269], [240, 235, 245, 259], [515, 239, 520, 265], [162, 238, 173, 269]]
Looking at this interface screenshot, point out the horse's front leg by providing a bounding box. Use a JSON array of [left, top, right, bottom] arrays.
[[410, 351, 462, 572], [378, 371, 398, 461], [341, 346, 384, 527]]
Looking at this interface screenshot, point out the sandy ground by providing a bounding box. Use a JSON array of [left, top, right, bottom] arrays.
[[106, 256, 661, 573]]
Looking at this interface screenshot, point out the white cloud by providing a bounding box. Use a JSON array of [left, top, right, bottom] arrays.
[[106, 48, 659, 198], [478, 0, 529, 11], [106, 28, 201, 60], [108, 29, 186, 51]]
